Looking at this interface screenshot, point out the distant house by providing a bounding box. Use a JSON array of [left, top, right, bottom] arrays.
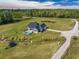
[[24, 22, 48, 35]]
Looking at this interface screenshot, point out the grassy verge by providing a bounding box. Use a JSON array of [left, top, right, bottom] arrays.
[[62, 36, 79, 59]]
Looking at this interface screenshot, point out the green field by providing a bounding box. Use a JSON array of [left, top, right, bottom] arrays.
[[0, 18, 74, 37], [0, 32, 64, 59], [62, 36, 79, 59], [0, 17, 74, 59], [41, 18, 75, 31]]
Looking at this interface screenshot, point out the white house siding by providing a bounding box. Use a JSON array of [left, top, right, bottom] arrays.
[[32, 28, 38, 33]]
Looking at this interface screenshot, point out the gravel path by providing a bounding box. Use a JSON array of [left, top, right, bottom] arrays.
[[47, 19, 79, 59]]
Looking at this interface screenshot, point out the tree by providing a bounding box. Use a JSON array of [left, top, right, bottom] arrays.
[[0, 11, 14, 24]]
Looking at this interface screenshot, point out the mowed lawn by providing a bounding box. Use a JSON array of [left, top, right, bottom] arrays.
[[41, 18, 75, 31], [62, 36, 79, 59], [0, 17, 74, 59], [0, 18, 74, 37], [0, 32, 64, 59]]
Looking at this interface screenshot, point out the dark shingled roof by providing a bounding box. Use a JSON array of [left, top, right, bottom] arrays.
[[28, 22, 39, 28]]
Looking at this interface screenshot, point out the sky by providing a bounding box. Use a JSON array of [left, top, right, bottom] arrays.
[[0, 0, 79, 9]]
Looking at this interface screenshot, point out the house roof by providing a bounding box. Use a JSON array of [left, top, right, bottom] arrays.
[[28, 22, 39, 28], [41, 23, 46, 27]]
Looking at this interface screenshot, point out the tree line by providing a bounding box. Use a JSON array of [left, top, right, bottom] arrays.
[[0, 11, 14, 25], [0, 9, 79, 24], [0, 9, 78, 18]]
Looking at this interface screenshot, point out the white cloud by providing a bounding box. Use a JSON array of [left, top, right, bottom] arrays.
[[0, 0, 79, 9], [12, 1, 54, 7]]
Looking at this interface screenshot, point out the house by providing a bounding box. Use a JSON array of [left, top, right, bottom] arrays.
[[38, 23, 48, 32], [24, 22, 48, 35], [27, 22, 39, 33]]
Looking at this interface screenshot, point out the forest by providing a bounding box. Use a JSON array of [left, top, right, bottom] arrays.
[[0, 9, 79, 24]]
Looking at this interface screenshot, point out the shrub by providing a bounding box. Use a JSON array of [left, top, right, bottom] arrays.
[[9, 41, 17, 47]]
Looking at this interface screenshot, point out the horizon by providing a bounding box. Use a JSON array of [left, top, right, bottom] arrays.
[[0, 0, 79, 9]]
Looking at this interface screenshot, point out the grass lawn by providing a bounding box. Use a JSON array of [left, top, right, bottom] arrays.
[[76, 18, 79, 21], [62, 36, 79, 59], [0, 31, 64, 59], [41, 18, 75, 31], [0, 17, 73, 59], [0, 18, 74, 37]]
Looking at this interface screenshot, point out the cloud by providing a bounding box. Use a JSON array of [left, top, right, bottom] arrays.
[[11, 1, 55, 7], [20, 0, 79, 6], [20, 0, 48, 2], [53, 0, 79, 6], [0, 0, 79, 9]]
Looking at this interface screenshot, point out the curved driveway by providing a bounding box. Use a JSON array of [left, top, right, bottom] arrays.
[[47, 19, 79, 59]]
